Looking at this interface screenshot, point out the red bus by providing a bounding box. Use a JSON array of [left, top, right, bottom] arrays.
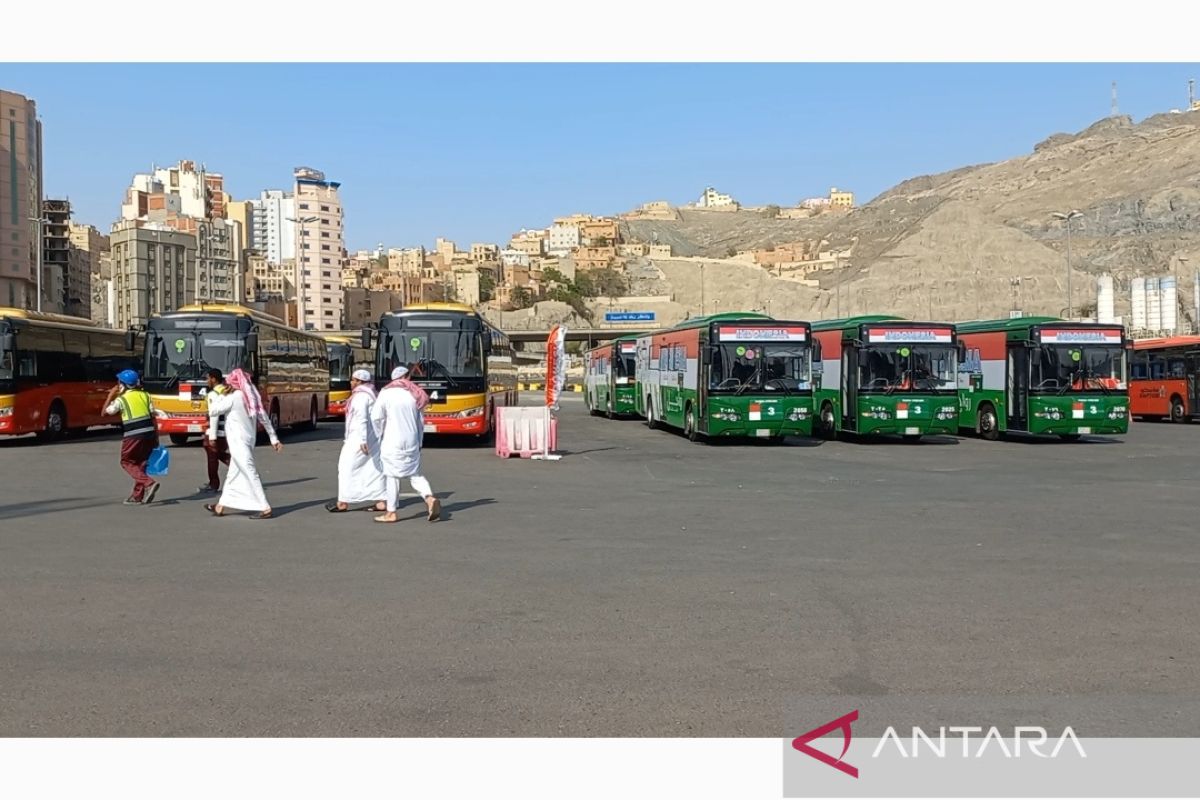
[[0, 307, 141, 440], [1129, 335, 1200, 422]]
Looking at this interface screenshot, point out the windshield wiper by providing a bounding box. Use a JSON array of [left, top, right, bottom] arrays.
[[734, 364, 763, 396], [164, 361, 195, 391]]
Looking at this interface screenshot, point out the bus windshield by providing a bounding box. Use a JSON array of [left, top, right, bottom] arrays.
[[0, 326, 13, 382], [385, 329, 484, 382], [145, 322, 247, 384], [710, 343, 812, 392], [859, 345, 957, 392], [328, 344, 352, 388], [614, 350, 637, 378], [1032, 345, 1127, 393]]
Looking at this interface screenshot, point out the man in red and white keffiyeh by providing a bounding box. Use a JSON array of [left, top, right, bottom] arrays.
[[226, 368, 268, 418]]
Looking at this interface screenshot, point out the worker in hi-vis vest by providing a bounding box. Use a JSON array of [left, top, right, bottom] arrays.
[[199, 368, 232, 494], [103, 369, 161, 505]]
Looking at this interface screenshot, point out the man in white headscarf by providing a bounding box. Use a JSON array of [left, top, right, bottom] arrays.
[[326, 369, 386, 513], [370, 365, 441, 523]]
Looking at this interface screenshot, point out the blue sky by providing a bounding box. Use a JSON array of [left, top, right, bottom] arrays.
[[3, 63, 1198, 250]]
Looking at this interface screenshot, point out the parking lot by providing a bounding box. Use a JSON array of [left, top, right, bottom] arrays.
[[1, 395, 1197, 736]]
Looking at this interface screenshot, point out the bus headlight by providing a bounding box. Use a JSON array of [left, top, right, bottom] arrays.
[[863, 409, 891, 420], [456, 406, 485, 418], [935, 405, 956, 420], [154, 409, 168, 419], [1108, 406, 1128, 420], [0, 407, 12, 417], [712, 409, 741, 422]]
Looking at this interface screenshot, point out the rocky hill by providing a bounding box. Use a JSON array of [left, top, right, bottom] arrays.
[[619, 111, 1200, 324]]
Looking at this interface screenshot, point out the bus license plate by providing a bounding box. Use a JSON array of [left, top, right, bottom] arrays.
[[905, 427, 920, 435], [187, 424, 203, 433], [1077, 427, 1091, 434], [424, 424, 436, 433]]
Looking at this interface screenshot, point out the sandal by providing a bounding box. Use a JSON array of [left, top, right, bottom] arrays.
[[325, 501, 349, 513], [362, 503, 387, 512], [373, 515, 397, 524], [250, 511, 273, 520], [204, 504, 225, 517], [427, 497, 441, 522]]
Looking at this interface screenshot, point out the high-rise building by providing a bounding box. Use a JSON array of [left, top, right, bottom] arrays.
[[293, 167, 344, 331], [41, 199, 71, 315], [0, 89, 43, 310], [70, 222, 109, 325], [249, 189, 296, 265], [108, 221, 197, 329]]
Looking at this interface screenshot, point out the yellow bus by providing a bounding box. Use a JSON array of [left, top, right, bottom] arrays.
[[364, 302, 517, 439], [135, 303, 329, 445], [319, 333, 373, 418]]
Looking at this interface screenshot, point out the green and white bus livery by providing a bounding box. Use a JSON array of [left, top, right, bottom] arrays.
[[634, 312, 817, 442], [956, 317, 1130, 441], [810, 316, 962, 441], [584, 335, 639, 418]]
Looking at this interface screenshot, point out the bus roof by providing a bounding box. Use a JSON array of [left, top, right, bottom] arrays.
[[0, 306, 102, 328], [391, 302, 477, 316], [163, 303, 290, 327], [810, 315, 905, 332], [955, 316, 1063, 335], [656, 311, 773, 333], [1132, 335, 1200, 351]]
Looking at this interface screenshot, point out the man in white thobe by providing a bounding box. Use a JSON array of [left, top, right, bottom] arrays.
[[203, 368, 282, 520], [370, 365, 441, 523], [327, 369, 386, 513]]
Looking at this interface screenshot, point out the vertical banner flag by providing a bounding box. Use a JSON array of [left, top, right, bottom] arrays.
[[546, 324, 567, 410]]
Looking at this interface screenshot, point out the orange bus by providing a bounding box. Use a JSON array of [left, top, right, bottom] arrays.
[[0, 307, 140, 440], [1129, 335, 1200, 422]]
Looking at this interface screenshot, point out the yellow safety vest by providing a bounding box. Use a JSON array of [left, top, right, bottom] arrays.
[[118, 389, 156, 439], [208, 383, 230, 437]]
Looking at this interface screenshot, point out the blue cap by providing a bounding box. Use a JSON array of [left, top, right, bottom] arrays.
[[117, 369, 140, 386]]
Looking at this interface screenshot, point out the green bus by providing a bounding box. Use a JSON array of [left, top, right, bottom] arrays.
[[584, 334, 640, 418], [810, 316, 962, 441], [956, 317, 1130, 441], [634, 312, 817, 442]]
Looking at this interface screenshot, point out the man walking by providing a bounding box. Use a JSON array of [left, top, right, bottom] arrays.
[[370, 365, 440, 524], [199, 368, 231, 494], [326, 369, 386, 513], [103, 369, 161, 505]]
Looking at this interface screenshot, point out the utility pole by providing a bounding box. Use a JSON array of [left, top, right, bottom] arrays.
[[286, 214, 318, 329], [1051, 210, 1083, 319], [29, 215, 48, 312]]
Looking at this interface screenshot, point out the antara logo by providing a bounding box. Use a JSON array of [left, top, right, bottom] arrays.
[[792, 710, 859, 778]]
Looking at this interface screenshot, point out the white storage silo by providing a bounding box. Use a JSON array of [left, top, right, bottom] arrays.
[[1161, 276, 1178, 333], [1147, 277, 1162, 332], [1097, 276, 1115, 324], [1131, 277, 1147, 331]]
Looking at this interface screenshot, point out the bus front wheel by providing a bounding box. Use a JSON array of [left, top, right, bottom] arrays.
[[978, 403, 1000, 441], [684, 403, 701, 443], [297, 398, 319, 431], [37, 401, 67, 442], [645, 398, 659, 430], [169, 434, 190, 446], [606, 398, 614, 420], [817, 402, 836, 440], [1170, 396, 1187, 423], [1059, 433, 1083, 442]]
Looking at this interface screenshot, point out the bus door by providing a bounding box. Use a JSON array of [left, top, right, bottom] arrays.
[[1007, 343, 1029, 431], [842, 343, 858, 432], [1187, 351, 1200, 416]]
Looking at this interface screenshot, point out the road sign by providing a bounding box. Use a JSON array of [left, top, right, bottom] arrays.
[[605, 312, 655, 323]]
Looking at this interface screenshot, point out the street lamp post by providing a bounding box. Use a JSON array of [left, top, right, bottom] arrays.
[[699, 262, 705, 316], [286, 215, 318, 330], [1051, 210, 1083, 319], [28, 215, 48, 312]]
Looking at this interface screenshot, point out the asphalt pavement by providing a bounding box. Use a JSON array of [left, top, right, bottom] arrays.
[[1, 398, 1197, 736]]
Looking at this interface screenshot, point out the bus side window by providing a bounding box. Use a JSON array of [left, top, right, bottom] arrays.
[[1130, 357, 1148, 380]]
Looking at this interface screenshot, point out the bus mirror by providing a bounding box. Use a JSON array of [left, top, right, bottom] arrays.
[[702, 347, 712, 366], [361, 328, 372, 350], [124, 329, 136, 352], [245, 332, 258, 355]]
